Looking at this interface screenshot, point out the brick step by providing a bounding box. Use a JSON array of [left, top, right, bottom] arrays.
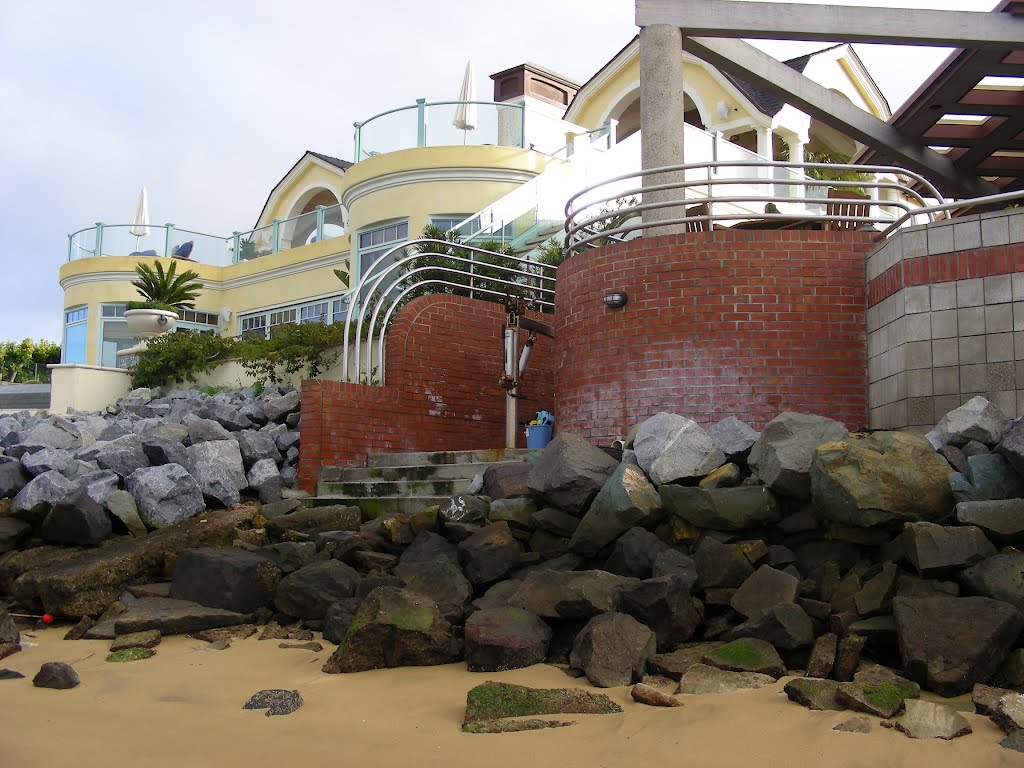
[[363, 448, 536, 468]]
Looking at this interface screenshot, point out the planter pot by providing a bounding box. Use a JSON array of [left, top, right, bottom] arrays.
[[123, 308, 178, 336]]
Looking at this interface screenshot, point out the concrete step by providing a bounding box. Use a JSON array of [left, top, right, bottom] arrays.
[[302, 495, 451, 518], [363, 448, 536, 468], [319, 461, 501, 484], [316, 477, 466, 499]]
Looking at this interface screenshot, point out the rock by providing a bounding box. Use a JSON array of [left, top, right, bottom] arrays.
[[894, 596, 1024, 696], [110, 629, 161, 651], [482, 462, 532, 500], [242, 688, 303, 717], [651, 549, 698, 589], [488, 497, 536, 529], [806, 633, 838, 678], [993, 652, 1024, 690], [274, 560, 360, 620], [526, 433, 619, 515], [835, 666, 920, 717], [617, 576, 702, 651], [322, 599, 362, 644], [508, 570, 640, 619], [0, 608, 19, 644], [236, 430, 283, 469], [21, 447, 74, 477], [707, 416, 760, 459], [994, 692, 1024, 733], [105, 490, 147, 536], [185, 441, 246, 508], [957, 500, 1024, 543], [170, 547, 281, 613], [32, 661, 80, 689], [895, 699, 972, 739], [0, 457, 30, 498], [730, 565, 800, 619], [438, 494, 488, 525], [203, 402, 253, 433], [699, 463, 742, 489], [1002, 731, 1024, 752], [646, 643, 722, 680], [603, 527, 671, 579], [263, 391, 300, 423], [246, 458, 283, 503], [265, 505, 361, 538], [901, 522, 995, 577], [322, 587, 452, 673], [633, 413, 725, 485], [12, 470, 74, 520], [185, 418, 233, 445], [260, 498, 301, 519], [834, 635, 866, 682], [928, 395, 1009, 449], [784, 678, 845, 710], [723, 602, 814, 650], [748, 412, 848, 499], [569, 463, 662, 557], [0, 669, 25, 680], [125, 464, 205, 529], [570, 612, 656, 688], [631, 683, 683, 707], [461, 681, 621, 731], [265, 542, 316, 573], [677, 663, 775, 694], [93, 438, 150, 479], [457, 522, 522, 586], [139, 434, 188, 468], [398, 531, 459, 567], [703, 637, 785, 678], [960, 553, 1024, 613], [694, 537, 754, 590], [465, 607, 552, 672], [190, 624, 258, 643], [661, 485, 780, 531], [952, 453, 1024, 503], [394, 558, 472, 623], [40, 486, 112, 546], [854, 562, 899, 617], [113, 597, 251, 635], [833, 717, 871, 733]]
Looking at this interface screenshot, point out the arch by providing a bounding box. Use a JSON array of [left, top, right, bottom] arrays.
[[602, 86, 709, 143], [279, 187, 346, 249]]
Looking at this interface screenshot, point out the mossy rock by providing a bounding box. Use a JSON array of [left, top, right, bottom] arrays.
[[462, 681, 621, 732], [702, 638, 785, 679], [835, 667, 920, 718], [106, 647, 155, 663], [463, 719, 573, 734]]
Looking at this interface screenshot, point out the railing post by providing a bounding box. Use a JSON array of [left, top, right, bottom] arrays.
[[416, 98, 427, 147], [315, 205, 325, 243], [353, 122, 363, 161], [564, 132, 576, 158], [164, 224, 175, 257], [604, 118, 618, 149], [94, 223, 104, 258], [271, 220, 281, 254], [67, 234, 73, 262], [232, 231, 241, 263], [519, 103, 526, 148]]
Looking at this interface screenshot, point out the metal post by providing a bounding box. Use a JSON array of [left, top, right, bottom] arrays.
[[232, 231, 241, 263], [164, 224, 175, 257], [605, 118, 618, 148], [519, 103, 526, 148], [271, 220, 281, 254], [354, 122, 363, 161], [315, 205, 325, 243], [504, 325, 519, 449], [67, 234, 73, 262], [416, 98, 427, 147], [95, 223, 104, 258]]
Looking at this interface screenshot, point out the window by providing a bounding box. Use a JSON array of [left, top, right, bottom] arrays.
[[63, 306, 88, 364], [332, 298, 348, 324], [240, 314, 267, 340], [98, 303, 220, 368], [300, 302, 329, 324], [356, 220, 408, 284], [430, 215, 470, 234], [238, 294, 347, 339], [269, 308, 296, 327]]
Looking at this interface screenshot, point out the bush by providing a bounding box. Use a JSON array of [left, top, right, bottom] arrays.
[[0, 339, 60, 382]]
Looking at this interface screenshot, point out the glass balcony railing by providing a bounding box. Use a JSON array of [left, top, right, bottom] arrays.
[[68, 203, 349, 266]]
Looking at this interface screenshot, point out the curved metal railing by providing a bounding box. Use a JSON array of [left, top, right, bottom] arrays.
[[881, 188, 1024, 235], [563, 160, 947, 252], [340, 238, 556, 385]]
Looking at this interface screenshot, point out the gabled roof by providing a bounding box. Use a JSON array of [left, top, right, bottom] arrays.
[[307, 152, 353, 172], [253, 150, 351, 230]]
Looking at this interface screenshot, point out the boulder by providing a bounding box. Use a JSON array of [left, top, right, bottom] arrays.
[[702, 637, 785, 679], [139, 434, 188, 467], [439, 494, 489, 525], [464, 607, 552, 672], [246, 458, 283, 503], [508, 570, 640, 619], [950, 453, 1024, 504], [21, 447, 74, 477], [901, 522, 995, 577], [110, 630, 162, 651], [394, 558, 472, 623], [707, 416, 760, 459], [835, 666, 920, 717], [927, 395, 1009, 450], [105, 490, 147, 536], [185, 441, 246, 508], [488, 497, 536, 530], [202, 402, 253, 433], [998, 417, 1024, 477], [482, 462, 532, 500], [40, 486, 112, 547], [959, 553, 1024, 613], [322, 598, 363, 645], [0, 517, 30, 553], [678, 663, 774, 694], [569, 463, 662, 557], [956, 500, 1024, 543], [0, 608, 19, 644], [633, 413, 725, 485], [113, 596, 252, 635], [76, 470, 120, 507], [274, 560, 361, 620], [661, 485, 780, 531], [806, 633, 838, 678], [265, 505, 361, 538], [125, 464, 205, 529], [895, 699, 972, 740], [723, 602, 814, 650], [322, 587, 452, 673], [647, 643, 723, 680], [93, 437, 150, 479], [730, 565, 800, 619], [570, 612, 656, 688], [810, 432, 954, 528], [169, 547, 281, 613], [617, 575, 702, 651], [263, 391, 301, 423], [457, 522, 522, 586], [748, 412, 848, 499], [186, 417, 233, 444], [784, 678, 845, 710], [894, 595, 1024, 696], [531, 507, 580, 537], [0, 457, 30, 498], [994, 693, 1024, 734], [397, 531, 459, 567], [631, 683, 682, 707], [693, 537, 754, 590], [11, 470, 74, 520], [603, 527, 671, 579], [236, 430, 282, 468], [32, 662, 80, 690], [526, 433, 619, 515]]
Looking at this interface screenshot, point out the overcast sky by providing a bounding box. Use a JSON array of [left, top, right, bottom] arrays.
[[0, 0, 992, 344]]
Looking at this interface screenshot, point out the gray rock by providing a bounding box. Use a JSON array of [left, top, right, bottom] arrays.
[[748, 412, 848, 499], [113, 596, 252, 635], [834, 717, 871, 733], [0, 517, 31, 552], [0, 457, 29, 498], [661, 485, 780, 531], [11, 470, 74, 520], [694, 537, 754, 590], [139, 435, 188, 467], [242, 688, 303, 717], [651, 549, 698, 589], [21, 447, 74, 477], [41, 486, 112, 546], [526, 433, 619, 515], [531, 507, 580, 537], [960, 553, 1024, 613], [105, 490, 147, 536], [902, 522, 996, 577], [275, 430, 300, 453], [723, 602, 814, 650], [138, 422, 188, 445], [457, 522, 522, 586], [439, 494, 489, 525], [927, 395, 1009, 450], [895, 699, 972, 739], [186, 417, 233, 444], [0, 608, 19, 644], [730, 565, 800, 619], [394, 558, 473, 623], [397, 531, 459, 567], [237, 430, 283, 468], [678, 663, 774, 694], [185, 440, 246, 508], [617, 575, 703, 652], [274, 560, 360, 620], [784, 678, 845, 710], [263, 391, 301, 423], [465, 606, 551, 672], [994, 692, 1024, 734], [633, 412, 725, 484], [94, 437, 150, 479], [170, 547, 281, 613], [646, 643, 723, 680], [957, 500, 1024, 543], [125, 464, 206, 529], [266, 505, 361, 537], [570, 612, 656, 688], [203, 402, 253, 432], [246, 458, 283, 503], [836, 666, 920, 717], [569, 463, 662, 557], [508, 570, 640, 619], [322, 598, 362, 644], [951, 453, 1024, 503], [604, 527, 671, 579], [707, 416, 760, 459], [266, 542, 316, 573], [488, 497, 536, 529], [482, 462, 532, 500], [32, 661, 80, 689], [75, 470, 120, 507]]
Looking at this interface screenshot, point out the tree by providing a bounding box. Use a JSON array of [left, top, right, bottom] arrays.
[[0, 339, 60, 382], [129, 260, 203, 312]]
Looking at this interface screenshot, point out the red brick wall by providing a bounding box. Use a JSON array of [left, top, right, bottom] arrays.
[[299, 294, 555, 491], [555, 230, 880, 443]]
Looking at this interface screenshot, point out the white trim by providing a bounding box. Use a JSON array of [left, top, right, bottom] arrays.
[[257, 154, 348, 229], [235, 290, 347, 319], [564, 39, 639, 124], [341, 166, 537, 210]]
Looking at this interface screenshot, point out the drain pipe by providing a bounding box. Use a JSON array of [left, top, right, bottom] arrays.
[[503, 324, 519, 449]]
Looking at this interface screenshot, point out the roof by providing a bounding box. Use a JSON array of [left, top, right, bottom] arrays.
[[857, 1, 1024, 194], [307, 152, 353, 172], [252, 150, 351, 230]]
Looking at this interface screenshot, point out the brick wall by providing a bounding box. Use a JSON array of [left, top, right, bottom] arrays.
[[298, 293, 555, 491], [554, 230, 879, 443]]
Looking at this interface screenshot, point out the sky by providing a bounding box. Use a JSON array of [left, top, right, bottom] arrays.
[[0, 0, 994, 344]]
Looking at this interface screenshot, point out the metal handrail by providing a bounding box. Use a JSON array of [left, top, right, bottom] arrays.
[[340, 238, 555, 385], [881, 189, 1024, 235], [563, 160, 946, 252]]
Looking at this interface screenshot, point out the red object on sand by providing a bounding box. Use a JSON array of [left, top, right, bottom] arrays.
[[41, 613, 54, 625]]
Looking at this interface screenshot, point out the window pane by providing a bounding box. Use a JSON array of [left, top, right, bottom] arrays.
[[397, 221, 409, 239], [63, 323, 87, 365], [100, 320, 136, 369]]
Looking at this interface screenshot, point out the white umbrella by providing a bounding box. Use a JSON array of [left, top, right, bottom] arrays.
[[129, 186, 150, 252], [452, 61, 477, 144]]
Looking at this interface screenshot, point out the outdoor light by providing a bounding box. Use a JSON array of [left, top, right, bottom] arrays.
[[604, 291, 628, 309]]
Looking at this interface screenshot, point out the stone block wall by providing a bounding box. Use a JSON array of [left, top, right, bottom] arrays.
[[866, 209, 1024, 429]]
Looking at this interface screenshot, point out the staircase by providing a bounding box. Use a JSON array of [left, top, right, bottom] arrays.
[[311, 448, 537, 518]]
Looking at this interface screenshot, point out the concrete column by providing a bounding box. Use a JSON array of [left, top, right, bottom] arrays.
[[786, 135, 806, 203], [639, 24, 686, 234], [756, 127, 774, 161]]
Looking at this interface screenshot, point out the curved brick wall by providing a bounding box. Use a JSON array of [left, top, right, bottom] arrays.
[[554, 230, 879, 444]]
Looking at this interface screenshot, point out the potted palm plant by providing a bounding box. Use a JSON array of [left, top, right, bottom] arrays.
[[124, 260, 203, 336]]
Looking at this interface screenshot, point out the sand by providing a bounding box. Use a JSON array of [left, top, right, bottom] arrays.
[[0, 629, 1020, 768]]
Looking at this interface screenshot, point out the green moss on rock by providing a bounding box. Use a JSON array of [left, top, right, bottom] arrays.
[[462, 681, 621, 732], [106, 647, 155, 663]]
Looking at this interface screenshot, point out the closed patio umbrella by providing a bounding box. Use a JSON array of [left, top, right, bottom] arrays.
[[129, 186, 150, 252], [452, 61, 477, 144]]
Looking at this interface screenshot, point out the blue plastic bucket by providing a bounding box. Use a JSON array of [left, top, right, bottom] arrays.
[[526, 424, 553, 449]]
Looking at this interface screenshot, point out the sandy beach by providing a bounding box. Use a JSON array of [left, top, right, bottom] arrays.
[[0, 629, 1020, 768]]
